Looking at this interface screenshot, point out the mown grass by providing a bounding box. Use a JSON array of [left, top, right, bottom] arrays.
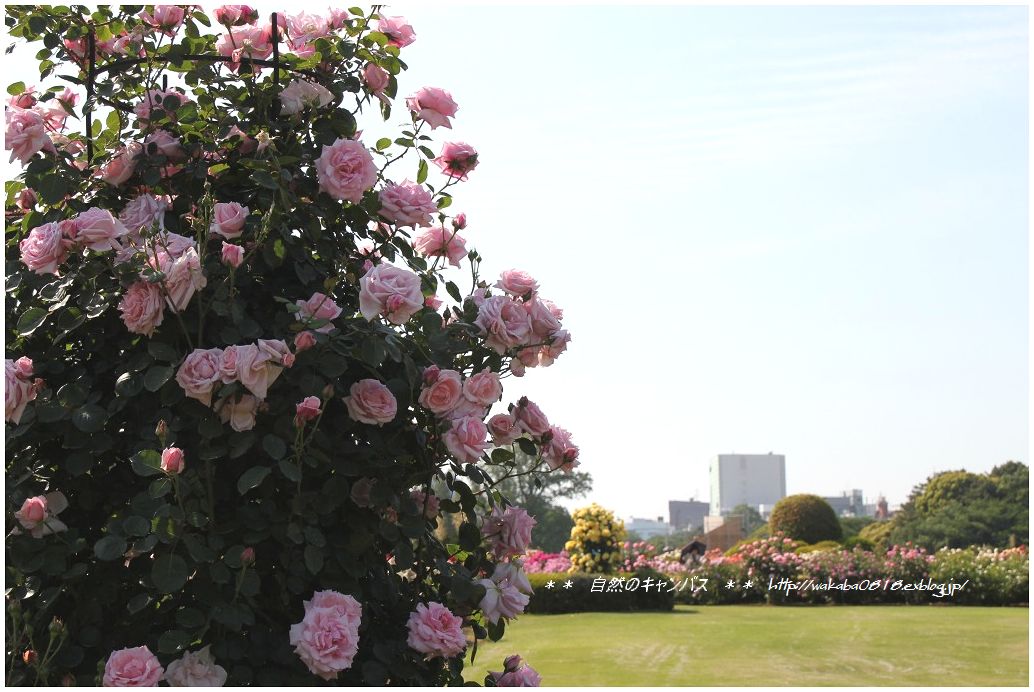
[[465, 605, 1029, 686]]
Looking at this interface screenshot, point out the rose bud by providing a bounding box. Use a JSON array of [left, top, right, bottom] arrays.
[[240, 547, 255, 565], [422, 365, 440, 386], [22, 650, 37, 665], [160, 447, 185, 475], [293, 330, 316, 353], [155, 419, 169, 444], [221, 241, 244, 268], [453, 212, 467, 229]]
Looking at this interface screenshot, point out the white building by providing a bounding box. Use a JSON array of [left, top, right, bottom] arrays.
[[627, 516, 671, 539], [709, 453, 786, 516]]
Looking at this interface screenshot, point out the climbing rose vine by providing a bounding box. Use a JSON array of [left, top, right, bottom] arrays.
[[4, 5, 570, 686]]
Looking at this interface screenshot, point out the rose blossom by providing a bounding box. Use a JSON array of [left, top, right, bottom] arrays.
[[315, 137, 377, 203], [8, 87, 36, 109], [160, 447, 185, 475], [216, 25, 273, 71], [482, 506, 536, 560], [496, 270, 539, 299], [218, 393, 259, 432], [176, 348, 224, 406], [538, 329, 570, 367], [220, 242, 244, 268], [375, 15, 416, 48], [142, 129, 185, 161], [363, 63, 390, 97], [443, 416, 489, 464], [410, 489, 440, 521], [14, 492, 68, 538], [463, 368, 502, 407], [412, 226, 467, 267], [19, 222, 73, 275], [525, 299, 562, 340], [134, 89, 189, 123], [102, 646, 164, 687], [294, 330, 317, 353], [344, 379, 397, 425], [164, 646, 227, 687], [475, 296, 533, 354], [478, 578, 529, 625], [119, 194, 168, 235], [214, 5, 258, 26], [290, 591, 362, 680], [295, 292, 342, 334], [285, 11, 331, 57], [73, 207, 129, 252], [15, 187, 36, 211], [489, 656, 542, 687], [358, 264, 424, 325], [100, 142, 142, 186], [234, 343, 281, 399], [6, 108, 51, 164], [5, 358, 38, 425], [543, 425, 579, 472], [350, 477, 376, 508], [161, 248, 207, 311], [487, 413, 521, 446], [140, 5, 185, 34], [280, 79, 334, 115], [514, 398, 550, 437], [406, 602, 466, 659], [433, 141, 478, 181], [295, 396, 321, 425], [118, 281, 165, 336], [493, 561, 533, 595], [378, 180, 437, 227], [209, 202, 248, 239], [418, 369, 463, 415], [406, 87, 458, 130]]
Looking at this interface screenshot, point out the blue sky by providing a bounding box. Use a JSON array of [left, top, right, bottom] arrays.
[[5, 5, 1028, 520]]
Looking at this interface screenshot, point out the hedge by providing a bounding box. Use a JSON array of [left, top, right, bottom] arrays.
[[526, 569, 674, 614]]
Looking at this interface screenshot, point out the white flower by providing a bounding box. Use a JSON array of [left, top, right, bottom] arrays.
[[165, 646, 227, 687], [279, 80, 334, 115]]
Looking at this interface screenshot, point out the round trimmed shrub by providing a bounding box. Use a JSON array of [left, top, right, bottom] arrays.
[[768, 494, 843, 544]]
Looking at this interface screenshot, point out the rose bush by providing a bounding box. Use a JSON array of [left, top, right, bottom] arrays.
[[5, 5, 576, 686]]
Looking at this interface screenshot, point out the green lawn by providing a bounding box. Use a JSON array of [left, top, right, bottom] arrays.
[[465, 605, 1029, 686]]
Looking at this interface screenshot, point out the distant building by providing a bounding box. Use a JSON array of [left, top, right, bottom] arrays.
[[875, 496, 889, 520], [822, 489, 866, 517], [668, 499, 710, 531], [701, 515, 743, 552], [710, 453, 786, 516], [627, 516, 671, 539]]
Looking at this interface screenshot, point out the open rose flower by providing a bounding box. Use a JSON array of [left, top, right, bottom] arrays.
[[119, 194, 168, 235], [315, 137, 377, 203], [103, 646, 164, 687], [487, 412, 521, 446], [514, 398, 550, 437], [162, 248, 207, 311], [176, 348, 224, 406], [295, 292, 342, 334], [5, 358, 39, 424], [375, 15, 416, 48], [475, 296, 532, 354], [344, 379, 397, 425], [289, 590, 362, 680], [18, 221, 73, 275], [209, 202, 248, 239], [13, 492, 68, 538], [216, 25, 273, 71], [134, 88, 189, 123], [100, 142, 142, 186], [118, 281, 165, 336], [478, 578, 529, 625], [165, 646, 227, 687], [140, 5, 185, 34], [543, 425, 579, 472], [295, 396, 321, 425], [496, 269, 539, 299], [406, 87, 458, 130], [218, 393, 259, 432], [6, 107, 51, 164], [358, 264, 424, 325], [234, 342, 285, 400], [418, 369, 463, 415], [463, 368, 502, 407], [73, 207, 129, 252], [482, 506, 536, 560], [443, 415, 489, 463], [433, 141, 478, 181], [489, 656, 542, 687], [280, 79, 334, 115], [215, 5, 258, 26], [378, 180, 437, 227], [406, 602, 465, 659], [412, 226, 467, 267]]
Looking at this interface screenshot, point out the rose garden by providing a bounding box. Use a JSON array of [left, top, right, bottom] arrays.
[[3, 5, 1029, 688]]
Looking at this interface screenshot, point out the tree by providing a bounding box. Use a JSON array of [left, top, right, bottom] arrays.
[[4, 6, 574, 686], [565, 504, 626, 574], [729, 504, 765, 536], [768, 494, 843, 544]]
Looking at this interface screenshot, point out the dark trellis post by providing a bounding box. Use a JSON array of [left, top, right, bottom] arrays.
[[85, 27, 95, 163]]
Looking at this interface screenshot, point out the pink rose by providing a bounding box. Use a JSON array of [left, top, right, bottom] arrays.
[[176, 348, 224, 406], [475, 296, 532, 354], [344, 379, 397, 425], [412, 226, 467, 267], [538, 329, 570, 367], [358, 264, 424, 325], [102, 646, 164, 687], [6, 108, 51, 164], [13, 357, 32, 380], [418, 369, 463, 415], [293, 330, 316, 353], [14, 492, 68, 538], [19, 221, 73, 275], [514, 398, 550, 437], [443, 416, 489, 464], [315, 138, 377, 203], [143, 129, 184, 161], [410, 489, 440, 521], [482, 506, 536, 560], [425, 295, 443, 310], [406, 87, 458, 130], [5, 358, 37, 425], [234, 343, 281, 400], [118, 281, 165, 336], [290, 591, 362, 680], [363, 63, 390, 95], [140, 5, 185, 34], [279, 79, 334, 114], [327, 9, 350, 29], [525, 299, 562, 339], [216, 26, 273, 72], [463, 368, 501, 407], [8, 87, 37, 109], [453, 212, 467, 230], [73, 207, 129, 252], [164, 646, 227, 687], [375, 15, 416, 48], [119, 194, 168, 235], [218, 393, 259, 432], [378, 180, 437, 227], [295, 396, 321, 425], [492, 561, 533, 595], [161, 248, 207, 312], [350, 477, 376, 508], [295, 292, 342, 334], [478, 578, 529, 625], [490, 656, 541, 687], [134, 89, 189, 123], [496, 270, 539, 299], [543, 425, 579, 472], [286, 12, 331, 57], [214, 5, 258, 26], [221, 242, 244, 268], [487, 413, 521, 446], [15, 187, 36, 211], [161, 447, 185, 475], [210, 202, 249, 239], [406, 602, 466, 659], [433, 141, 478, 181], [100, 142, 142, 186]]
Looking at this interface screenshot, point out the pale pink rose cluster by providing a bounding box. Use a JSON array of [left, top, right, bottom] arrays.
[[406, 87, 458, 130], [491, 397, 580, 472], [406, 602, 466, 659], [316, 137, 378, 203], [164, 646, 227, 687], [13, 491, 68, 538], [176, 339, 295, 431], [284, 11, 333, 58], [482, 505, 536, 560], [418, 366, 502, 463], [5, 357, 41, 424], [280, 79, 334, 115], [473, 270, 571, 372], [375, 15, 416, 48], [489, 655, 542, 687], [378, 180, 437, 227], [358, 264, 424, 325], [216, 24, 273, 72], [478, 560, 532, 624], [294, 292, 342, 334], [103, 645, 164, 687], [139, 5, 186, 35], [214, 5, 259, 26], [20, 207, 133, 277], [5, 106, 56, 164], [289, 590, 363, 680], [413, 224, 467, 268]]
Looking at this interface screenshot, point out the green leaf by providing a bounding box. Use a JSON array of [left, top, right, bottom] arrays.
[[157, 629, 192, 654], [37, 174, 69, 205], [237, 466, 271, 495], [143, 365, 174, 392], [7, 81, 25, 95], [175, 608, 206, 629], [375, 137, 391, 151], [458, 522, 481, 551], [151, 554, 189, 593], [148, 477, 172, 498], [130, 450, 163, 477], [147, 341, 180, 362], [262, 434, 287, 460], [94, 535, 127, 561], [304, 545, 324, 574], [445, 281, 462, 303], [57, 383, 88, 408], [123, 516, 150, 537], [487, 618, 506, 642], [416, 158, 428, 184], [278, 458, 301, 482], [16, 307, 46, 335], [72, 404, 107, 433], [517, 437, 537, 456], [490, 448, 515, 465]]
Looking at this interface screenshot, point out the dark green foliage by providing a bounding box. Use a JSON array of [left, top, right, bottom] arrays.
[[768, 494, 843, 544]]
